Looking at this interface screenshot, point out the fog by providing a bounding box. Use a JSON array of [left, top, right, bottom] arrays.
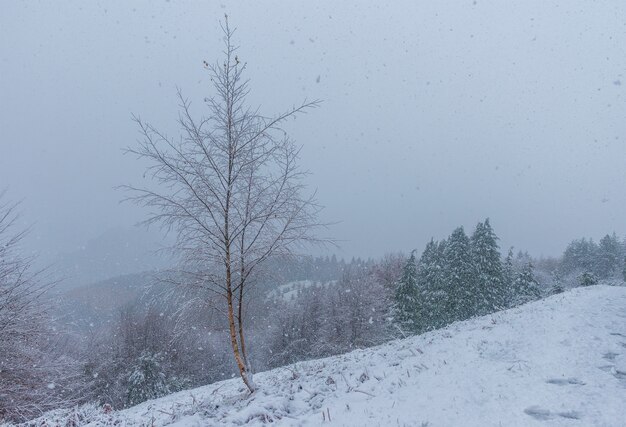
[[2, 0, 625, 264], [4, 2, 626, 424]]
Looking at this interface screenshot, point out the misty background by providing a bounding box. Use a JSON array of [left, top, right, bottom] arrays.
[[2, 0, 625, 277]]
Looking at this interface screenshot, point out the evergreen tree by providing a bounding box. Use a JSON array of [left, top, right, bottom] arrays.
[[561, 238, 598, 275], [415, 240, 445, 330], [416, 240, 436, 286], [126, 352, 177, 407], [596, 233, 621, 279], [502, 247, 515, 306], [442, 227, 475, 321], [393, 251, 419, 334], [578, 271, 598, 287], [470, 219, 506, 315], [549, 271, 564, 295], [434, 239, 449, 325], [510, 262, 541, 306]]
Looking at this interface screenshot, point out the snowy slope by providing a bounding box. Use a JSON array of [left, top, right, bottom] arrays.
[[266, 280, 338, 302], [24, 285, 626, 427]]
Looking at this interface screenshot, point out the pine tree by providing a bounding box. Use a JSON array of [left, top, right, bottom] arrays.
[[561, 238, 598, 275], [510, 262, 541, 306], [470, 219, 506, 315], [443, 227, 475, 321], [393, 251, 419, 335], [596, 233, 621, 279], [502, 247, 515, 306], [578, 271, 598, 287], [549, 271, 564, 295], [126, 352, 173, 407], [433, 239, 449, 325], [415, 240, 444, 330]]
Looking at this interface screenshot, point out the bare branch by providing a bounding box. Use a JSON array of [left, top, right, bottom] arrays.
[[121, 18, 332, 393]]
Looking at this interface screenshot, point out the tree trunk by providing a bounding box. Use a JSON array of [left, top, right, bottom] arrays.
[[225, 208, 254, 392], [227, 287, 255, 393], [237, 286, 248, 367]]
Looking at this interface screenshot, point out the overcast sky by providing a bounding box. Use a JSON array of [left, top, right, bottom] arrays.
[[1, 0, 625, 263]]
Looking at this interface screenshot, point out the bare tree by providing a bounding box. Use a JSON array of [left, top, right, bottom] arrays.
[[123, 17, 325, 392], [0, 192, 78, 421]]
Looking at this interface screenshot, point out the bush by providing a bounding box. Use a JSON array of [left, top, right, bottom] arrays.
[[578, 271, 598, 287]]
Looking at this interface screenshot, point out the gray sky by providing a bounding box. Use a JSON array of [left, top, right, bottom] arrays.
[[1, 0, 625, 263]]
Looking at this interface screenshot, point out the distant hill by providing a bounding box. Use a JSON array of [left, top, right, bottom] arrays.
[[55, 271, 156, 332], [50, 227, 173, 291]]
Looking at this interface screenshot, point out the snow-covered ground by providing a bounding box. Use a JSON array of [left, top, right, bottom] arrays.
[[22, 285, 626, 426]]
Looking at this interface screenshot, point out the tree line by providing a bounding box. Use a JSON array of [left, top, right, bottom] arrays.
[[393, 219, 542, 335], [560, 233, 626, 284]]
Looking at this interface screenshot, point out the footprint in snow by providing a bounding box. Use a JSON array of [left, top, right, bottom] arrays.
[[597, 364, 626, 383], [559, 410, 583, 420], [546, 377, 585, 386], [524, 406, 551, 420], [524, 406, 582, 421]]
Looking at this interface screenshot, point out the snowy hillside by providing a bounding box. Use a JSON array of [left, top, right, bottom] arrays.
[[24, 285, 626, 426], [266, 280, 338, 302]]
